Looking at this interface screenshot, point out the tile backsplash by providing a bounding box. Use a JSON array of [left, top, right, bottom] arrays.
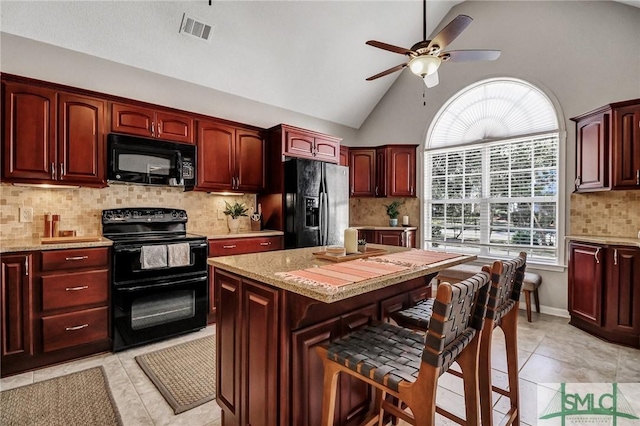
[[349, 197, 420, 236], [0, 183, 257, 240], [570, 190, 640, 237]]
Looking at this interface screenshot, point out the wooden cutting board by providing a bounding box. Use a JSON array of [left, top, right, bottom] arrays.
[[41, 236, 103, 244]]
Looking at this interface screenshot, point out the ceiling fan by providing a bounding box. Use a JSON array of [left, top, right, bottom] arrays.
[[366, 0, 500, 88]]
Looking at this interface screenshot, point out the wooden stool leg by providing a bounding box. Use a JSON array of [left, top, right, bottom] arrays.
[[319, 357, 341, 426], [456, 337, 481, 426], [502, 308, 521, 426], [479, 323, 494, 426], [524, 290, 532, 323], [534, 288, 541, 313]]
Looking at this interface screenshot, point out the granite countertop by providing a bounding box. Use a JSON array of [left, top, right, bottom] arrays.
[[208, 244, 475, 303], [351, 225, 418, 231], [565, 235, 640, 248], [200, 229, 284, 240], [0, 237, 113, 253]]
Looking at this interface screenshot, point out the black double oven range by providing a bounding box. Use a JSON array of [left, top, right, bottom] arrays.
[[102, 208, 208, 352]]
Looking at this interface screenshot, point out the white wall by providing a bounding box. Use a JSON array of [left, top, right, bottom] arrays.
[[0, 33, 359, 145], [355, 1, 640, 312]]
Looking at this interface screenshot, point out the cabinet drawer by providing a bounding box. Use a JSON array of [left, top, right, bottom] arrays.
[[209, 236, 283, 257], [41, 270, 108, 311], [42, 306, 108, 352], [41, 247, 109, 271]]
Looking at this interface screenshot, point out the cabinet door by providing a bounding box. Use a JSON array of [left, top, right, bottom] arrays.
[[339, 146, 349, 167], [314, 138, 340, 163], [606, 247, 640, 336], [375, 148, 387, 197], [376, 230, 403, 247], [111, 103, 154, 138], [197, 120, 235, 191], [612, 105, 640, 188], [568, 243, 604, 325], [241, 280, 279, 426], [285, 130, 315, 159], [575, 111, 609, 191], [386, 146, 416, 197], [155, 111, 194, 144], [2, 82, 56, 181], [215, 271, 241, 424], [291, 317, 342, 426], [236, 129, 266, 192], [349, 149, 376, 197], [58, 93, 106, 186], [358, 230, 376, 244], [1, 254, 34, 362]]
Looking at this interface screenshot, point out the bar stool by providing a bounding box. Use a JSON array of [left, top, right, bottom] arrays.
[[316, 270, 491, 426], [390, 253, 527, 426]]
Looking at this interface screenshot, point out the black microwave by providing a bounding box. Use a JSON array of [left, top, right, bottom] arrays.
[[107, 134, 196, 191]]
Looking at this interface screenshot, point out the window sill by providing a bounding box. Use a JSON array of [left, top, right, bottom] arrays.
[[473, 255, 566, 272]]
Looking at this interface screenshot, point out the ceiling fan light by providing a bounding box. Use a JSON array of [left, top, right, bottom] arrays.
[[408, 55, 441, 77]]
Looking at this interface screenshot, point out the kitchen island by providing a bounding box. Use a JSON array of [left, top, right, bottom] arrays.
[[208, 245, 475, 426]]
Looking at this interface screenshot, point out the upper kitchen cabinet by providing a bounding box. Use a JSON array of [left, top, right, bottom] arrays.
[[111, 102, 194, 144], [339, 146, 349, 167], [269, 124, 342, 164], [196, 120, 265, 192], [571, 99, 640, 192], [348, 145, 417, 198], [2, 81, 106, 187]]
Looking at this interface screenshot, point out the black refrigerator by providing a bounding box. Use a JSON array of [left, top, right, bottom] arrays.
[[284, 158, 349, 249]]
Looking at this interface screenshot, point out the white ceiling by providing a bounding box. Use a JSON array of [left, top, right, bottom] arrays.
[[1, 1, 637, 130], [0, 0, 464, 129]]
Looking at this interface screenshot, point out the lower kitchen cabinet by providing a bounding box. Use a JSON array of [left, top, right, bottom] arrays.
[[207, 235, 283, 323], [1, 247, 111, 377], [357, 228, 416, 248], [568, 241, 640, 347]]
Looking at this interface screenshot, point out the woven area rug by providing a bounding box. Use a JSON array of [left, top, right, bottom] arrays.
[[135, 335, 216, 414], [0, 366, 122, 426]]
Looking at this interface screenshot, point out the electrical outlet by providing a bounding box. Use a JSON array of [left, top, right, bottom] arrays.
[[19, 207, 34, 223], [217, 209, 226, 220]]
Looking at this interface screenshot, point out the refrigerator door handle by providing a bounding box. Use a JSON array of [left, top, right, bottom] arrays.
[[323, 192, 329, 245], [318, 187, 325, 246]]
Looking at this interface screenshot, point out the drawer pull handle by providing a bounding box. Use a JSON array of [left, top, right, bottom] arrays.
[[65, 324, 89, 331], [259, 242, 271, 246], [65, 285, 89, 291], [65, 256, 89, 261], [594, 247, 600, 264], [223, 245, 237, 249]]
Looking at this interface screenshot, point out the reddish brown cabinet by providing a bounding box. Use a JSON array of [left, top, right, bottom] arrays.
[[2, 81, 106, 187], [197, 120, 265, 192], [357, 228, 416, 248], [571, 99, 640, 192], [111, 102, 194, 144], [269, 124, 342, 164], [207, 235, 283, 323], [349, 145, 417, 197], [569, 241, 640, 348], [1, 254, 34, 369], [339, 146, 349, 167]]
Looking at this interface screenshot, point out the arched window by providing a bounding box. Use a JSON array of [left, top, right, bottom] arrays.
[[424, 78, 561, 264]]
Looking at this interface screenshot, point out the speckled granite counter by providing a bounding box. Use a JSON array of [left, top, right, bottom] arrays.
[[0, 237, 113, 253], [199, 229, 284, 239], [351, 225, 417, 231], [566, 235, 640, 248], [208, 244, 474, 303]]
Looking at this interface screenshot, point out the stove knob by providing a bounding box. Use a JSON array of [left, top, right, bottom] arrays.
[[124, 211, 131, 218], [104, 211, 113, 220], [179, 211, 186, 219], [171, 211, 178, 218]]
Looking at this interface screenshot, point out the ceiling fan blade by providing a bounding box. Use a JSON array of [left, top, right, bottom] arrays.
[[423, 70, 439, 88], [366, 40, 413, 55], [366, 63, 407, 81], [441, 50, 501, 62], [427, 15, 473, 52]]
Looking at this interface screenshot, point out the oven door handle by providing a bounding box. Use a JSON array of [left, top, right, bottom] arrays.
[[116, 242, 207, 253], [115, 275, 207, 292]]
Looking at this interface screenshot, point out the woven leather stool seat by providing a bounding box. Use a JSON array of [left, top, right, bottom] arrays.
[[389, 298, 434, 330]]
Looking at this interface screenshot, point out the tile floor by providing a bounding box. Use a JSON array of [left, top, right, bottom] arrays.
[[1, 311, 639, 425]]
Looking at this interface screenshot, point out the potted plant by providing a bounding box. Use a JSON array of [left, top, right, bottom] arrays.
[[384, 200, 404, 227], [357, 238, 367, 253], [223, 201, 248, 233]]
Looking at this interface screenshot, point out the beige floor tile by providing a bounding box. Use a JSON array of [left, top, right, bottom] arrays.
[[616, 346, 640, 382], [520, 353, 617, 384]]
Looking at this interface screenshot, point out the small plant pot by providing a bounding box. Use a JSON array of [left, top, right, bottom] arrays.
[[358, 244, 367, 253], [389, 218, 398, 227], [228, 217, 240, 233]]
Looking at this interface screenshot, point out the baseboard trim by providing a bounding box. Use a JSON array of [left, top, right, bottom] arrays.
[[518, 303, 569, 318]]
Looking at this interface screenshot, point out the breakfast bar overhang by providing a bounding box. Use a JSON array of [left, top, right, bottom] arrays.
[[208, 245, 475, 426]]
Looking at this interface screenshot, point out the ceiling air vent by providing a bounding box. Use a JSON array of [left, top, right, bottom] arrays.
[[179, 13, 213, 42]]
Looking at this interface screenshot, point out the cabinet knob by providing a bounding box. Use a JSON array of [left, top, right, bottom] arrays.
[[223, 245, 237, 249], [575, 176, 581, 189], [65, 285, 89, 291], [24, 256, 29, 276], [636, 169, 639, 186], [157, 122, 162, 135], [613, 248, 618, 266], [151, 122, 155, 136], [259, 242, 271, 246], [51, 162, 56, 180], [594, 247, 600, 264], [65, 256, 89, 261], [65, 324, 89, 331]]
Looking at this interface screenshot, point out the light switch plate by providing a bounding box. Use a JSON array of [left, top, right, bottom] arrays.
[[19, 207, 34, 223]]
